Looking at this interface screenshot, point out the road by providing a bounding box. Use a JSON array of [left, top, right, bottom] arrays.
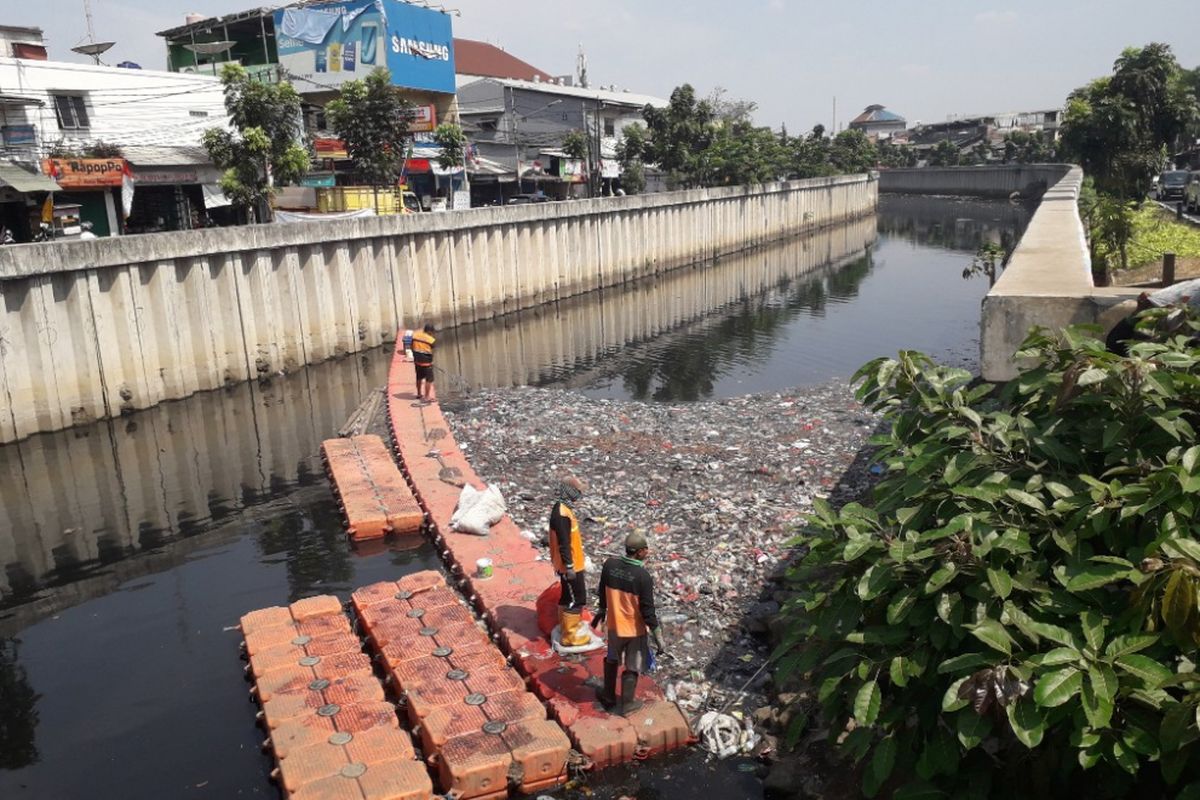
[[1153, 199, 1200, 226]]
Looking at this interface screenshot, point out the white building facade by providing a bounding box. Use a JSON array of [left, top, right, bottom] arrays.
[[0, 55, 229, 239]]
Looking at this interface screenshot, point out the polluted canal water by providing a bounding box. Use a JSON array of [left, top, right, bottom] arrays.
[[0, 195, 1030, 799]]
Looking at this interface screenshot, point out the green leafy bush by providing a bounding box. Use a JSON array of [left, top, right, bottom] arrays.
[[777, 312, 1200, 798]]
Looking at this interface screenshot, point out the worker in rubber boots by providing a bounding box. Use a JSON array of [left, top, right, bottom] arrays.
[[411, 323, 436, 403], [548, 476, 592, 648], [594, 531, 664, 716]]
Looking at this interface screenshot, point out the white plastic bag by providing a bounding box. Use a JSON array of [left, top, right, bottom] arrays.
[[450, 483, 507, 536]]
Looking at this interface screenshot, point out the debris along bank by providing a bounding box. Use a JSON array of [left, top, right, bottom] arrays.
[[442, 382, 879, 718]]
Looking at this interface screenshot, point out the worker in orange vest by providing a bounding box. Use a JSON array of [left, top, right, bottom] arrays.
[[594, 531, 663, 716], [548, 476, 592, 647], [411, 323, 436, 403]]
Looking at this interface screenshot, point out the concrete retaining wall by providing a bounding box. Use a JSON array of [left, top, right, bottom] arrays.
[[979, 166, 1139, 380], [879, 165, 1072, 198], [0, 175, 876, 443]]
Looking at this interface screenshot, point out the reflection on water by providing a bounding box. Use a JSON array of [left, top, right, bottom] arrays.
[[877, 193, 1032, 253], [0, 351, 393, 633], [0, 639, 38, 770]]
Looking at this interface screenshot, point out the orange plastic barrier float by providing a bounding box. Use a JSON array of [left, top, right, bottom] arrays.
[[240, 593, 435, 799], [322, 435, 425, 542], [384, 342, 693, 770], [352, 570, 571, 799]]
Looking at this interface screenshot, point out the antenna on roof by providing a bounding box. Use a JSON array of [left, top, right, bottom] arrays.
[[576, 43, 588, 89], [71, 0, 116, 64]]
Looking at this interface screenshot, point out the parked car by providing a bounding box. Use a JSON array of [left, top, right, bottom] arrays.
[[1187, 172, 1200, 213], [506, 193, 551, 205], [1157, 170, 1190, 202]]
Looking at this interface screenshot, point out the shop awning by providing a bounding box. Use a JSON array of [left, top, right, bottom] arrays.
[[0, 160, 60, 193]]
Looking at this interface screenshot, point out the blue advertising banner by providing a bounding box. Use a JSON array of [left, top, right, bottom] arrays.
[[274, 0, 454, 95]]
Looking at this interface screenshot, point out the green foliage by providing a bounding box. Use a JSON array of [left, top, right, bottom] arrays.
[[702, 120, 787, 186], [777, 311, 1200, 798], [641, 84, 716, 188], [1120, 204, 1200, 271], [928, 139, 965, 167], [829, 130, 878, 174], [326, 68, 413, 188], [202, 64, 308, 219], [1079, 178, 1137, 274], [1004, 131, 1056, 165], [1060, 43, 1198, 199], [642, 85, 893, 187], [878, 139, 919, 168], [616, 123, 647, 194], [962, 241, 1007, 287], [789, 125, 838, 179], [432, 122, 466, 173], [561, 129, 589, 161]]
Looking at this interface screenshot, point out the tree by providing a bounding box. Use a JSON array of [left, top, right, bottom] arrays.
[[1004, 130, 1056, 164], [789, 125, 837, 179], [561, 129, 588, 160], [616, 122, 647, 195], [202, 64, 308, 221], [703, 120, 786, 186], [1060, 44, 1197, 198], [641, 84, 716, 188], [829, 129, 878, 174], [707, 86, 758, 125], [431, 122, 467, 201], [777, 310, 1200, 798], [432, 123, 466, 173], [326, 68, 413, 191], [878, 140, 918, 168], [928, 138, 964, 167]]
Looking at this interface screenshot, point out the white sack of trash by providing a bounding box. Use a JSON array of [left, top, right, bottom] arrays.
[[450, 483, 508, 535]]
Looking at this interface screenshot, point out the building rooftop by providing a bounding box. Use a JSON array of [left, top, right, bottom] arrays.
[[850, 104, 906, 125], [454, 38, 552, 82], [459, 76, 667, 110]]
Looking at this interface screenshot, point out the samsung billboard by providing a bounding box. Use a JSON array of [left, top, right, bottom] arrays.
[[274, 0, 456, 95]]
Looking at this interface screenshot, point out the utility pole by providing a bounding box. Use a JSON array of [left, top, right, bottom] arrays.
[[511, 85, 521, 196], [832, 96, 836, 137]]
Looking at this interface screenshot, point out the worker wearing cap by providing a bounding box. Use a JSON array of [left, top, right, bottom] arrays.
[[411, 323, 436, 403], [594, 531, 663, 716], [548, 476, 592, 648]]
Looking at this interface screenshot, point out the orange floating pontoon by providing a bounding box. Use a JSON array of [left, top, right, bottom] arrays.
[[351, 571, 571, 798], [239, 594, 435, 800], [384, 342, 694, 770], [322, 435, 425, 542]]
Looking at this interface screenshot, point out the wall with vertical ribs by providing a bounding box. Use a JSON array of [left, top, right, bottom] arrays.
[[0, 174, 877, 443]]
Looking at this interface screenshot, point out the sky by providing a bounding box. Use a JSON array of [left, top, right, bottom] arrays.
[[8, 0, 1200, 131]]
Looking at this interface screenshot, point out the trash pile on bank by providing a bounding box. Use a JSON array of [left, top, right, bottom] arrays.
[[442, 382, 880, 725]]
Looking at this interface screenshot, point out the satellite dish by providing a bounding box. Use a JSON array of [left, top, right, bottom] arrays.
[[184, 41, 235, 56], [71, 41, 115, 57]]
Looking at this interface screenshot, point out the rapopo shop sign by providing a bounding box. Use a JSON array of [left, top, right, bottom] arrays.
[[42, 158, 127, 188], [274, 0, 455, 95]]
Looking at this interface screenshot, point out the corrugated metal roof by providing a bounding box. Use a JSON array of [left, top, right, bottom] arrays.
[[461, 77, 667, 109], [0, 160, 59, 193], [122, 145, 213, 167], [850, 106, 906, 125]]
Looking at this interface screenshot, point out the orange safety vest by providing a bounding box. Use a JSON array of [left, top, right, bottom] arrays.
[[548, 502, 585, 573], [411, 330, 435, 365]]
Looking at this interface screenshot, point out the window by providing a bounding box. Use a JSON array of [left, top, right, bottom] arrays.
[[188, 110, 209, 118], [52, 94, 89, 130], [604, 119, 615, 137]]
